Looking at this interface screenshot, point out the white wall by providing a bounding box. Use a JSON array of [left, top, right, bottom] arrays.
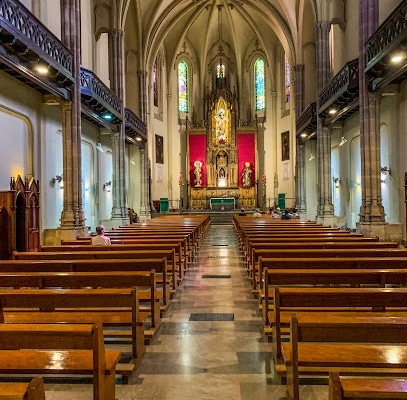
[[38, 0, 61, 39], [0, 107, 31, 189], [81, 0, 94, 70]]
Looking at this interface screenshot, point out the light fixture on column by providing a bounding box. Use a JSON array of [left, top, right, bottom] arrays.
[[339, 136, 347, 146], [381, 166, 391, 175], [308, 153, 315, 161], [103, 181, 111, 191], [96, 142, 104, 152], [52, 175, 63, 184], [130, 158, 136, 165], [333, 177, 340, 188]]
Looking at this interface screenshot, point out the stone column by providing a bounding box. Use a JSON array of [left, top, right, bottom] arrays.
[[315, 21, 335, 225], [271, 91, 278, 205], [358, 0, 386, 237], [294, 64, 307, 216], [139, 145, 151, 220], [57, 0, 86, 241], [138, 70, 150, 219], [109, 29, 127, 223]]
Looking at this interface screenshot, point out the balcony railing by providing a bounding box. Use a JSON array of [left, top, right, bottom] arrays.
[[318, 58, 359, 120], [80, 67, 122, 125], [365, 0, 407, 91], [296, 102, 317, 138], [124, 108, 147, 145], [0, 0, 73, 94]]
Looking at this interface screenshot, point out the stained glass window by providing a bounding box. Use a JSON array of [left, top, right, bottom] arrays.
[[153, 60, 158, 107], [217, 63, 225, 78], [178, 61, 188, 113], [285, 55, 291, 103], [255, 58, 265, 111]]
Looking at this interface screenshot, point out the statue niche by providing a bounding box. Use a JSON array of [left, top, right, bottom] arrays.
[[216, 150, 228, 187], [205, 97, 238, 188]]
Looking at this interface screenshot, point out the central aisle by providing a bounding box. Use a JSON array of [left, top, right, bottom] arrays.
[[45, 223, 328, 399], [118, 224, 286, 399]]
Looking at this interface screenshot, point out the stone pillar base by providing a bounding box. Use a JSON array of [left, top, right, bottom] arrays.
[[316, 215, 338, 228], [100, 217, 129, 231], [357, 222, 403, 242], [44, 226, 89, 246]]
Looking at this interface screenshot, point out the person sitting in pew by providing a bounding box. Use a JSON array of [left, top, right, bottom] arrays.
[[91, 225, 111, 246], [281, 209, 293, 220]]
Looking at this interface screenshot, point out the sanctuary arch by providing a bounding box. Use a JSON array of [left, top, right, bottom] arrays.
[[186, 92, 258, 210]]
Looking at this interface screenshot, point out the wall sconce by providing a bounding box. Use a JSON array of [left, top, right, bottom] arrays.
[[260, 171, 267, 186], [103, 181, 111, 191], [52, 175, 63, 184], [130, 158, 136, 166], [381, 166, 391, 175], [96, 142, 104, 152], [339, 137, 347, 146], [179, 172, 185, 186], [308, 153, 315, 161], [333, 177, 340, 188]]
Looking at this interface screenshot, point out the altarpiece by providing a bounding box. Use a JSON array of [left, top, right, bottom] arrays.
[[187, 90, 257, 210]]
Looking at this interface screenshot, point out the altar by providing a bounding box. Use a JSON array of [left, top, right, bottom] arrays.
[[210, 197, 235, 211], [186, 79, 258, 211]]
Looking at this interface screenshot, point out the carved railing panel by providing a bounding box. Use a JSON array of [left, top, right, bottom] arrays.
[[318, 58, 359, 118], [365, 1, 407, 91], [80, 67, 122, 124], [296, 102, 317, 136], [0, 0, 73, 86], [124, 108, 147, 140]]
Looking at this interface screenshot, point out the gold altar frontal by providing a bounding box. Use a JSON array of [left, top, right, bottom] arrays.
[[189, 186, 256, 210]]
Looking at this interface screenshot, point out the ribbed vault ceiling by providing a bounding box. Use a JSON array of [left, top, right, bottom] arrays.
[[130, 0, 317, 70]]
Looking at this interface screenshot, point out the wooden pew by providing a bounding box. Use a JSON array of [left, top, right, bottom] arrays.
[[14, 248, 179, 294], [0, 322, 121, 400], [99, 233, 196, 265], [243, 236, 381, 261], [263, 268, 407, 359], [284, 314, 407, 400], [272, 287, 407, 363], [0, 258, 169, 317], [239, 232, 366, 256], [253, 249, 407, 291], [0, 269, 159, 332], [246, 241, 399, 280], [0, 288, 143, 369], [58, 239, 188, 273], [329, 372, 407, 400], [0, 377, 45, 400], [238, 228, 353, 252]]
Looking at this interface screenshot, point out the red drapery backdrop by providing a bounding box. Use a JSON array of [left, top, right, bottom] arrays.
[[188, 135, 207, 187], [237, 133, 255, 186]]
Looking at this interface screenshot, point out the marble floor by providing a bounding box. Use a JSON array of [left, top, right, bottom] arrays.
[[43, 224, 329, 400]]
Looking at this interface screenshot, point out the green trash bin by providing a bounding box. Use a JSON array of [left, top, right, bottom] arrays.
[[278, 193, 286, 210], [160, 197, 169, 214]]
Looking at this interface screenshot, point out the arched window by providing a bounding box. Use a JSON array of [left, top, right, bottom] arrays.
[[217, 63, 225, 78], [285, 55, 291, 103], [153, 59, 158, 107], [254, 58, 265, 111], [178, 61, 188, 113]]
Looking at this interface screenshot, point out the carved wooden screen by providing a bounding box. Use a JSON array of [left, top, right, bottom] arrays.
[[0, 207, 9, 259], [0, 176, 40, 258]]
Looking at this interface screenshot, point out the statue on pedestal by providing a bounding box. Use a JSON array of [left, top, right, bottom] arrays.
[[194, 160, 202, 187], [242, 162, 252, 187]]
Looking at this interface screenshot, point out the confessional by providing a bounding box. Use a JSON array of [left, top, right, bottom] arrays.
[[0, 176, 40, 259]]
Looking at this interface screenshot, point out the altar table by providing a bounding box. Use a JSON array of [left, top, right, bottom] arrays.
[[210, 197, 235, 211]]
